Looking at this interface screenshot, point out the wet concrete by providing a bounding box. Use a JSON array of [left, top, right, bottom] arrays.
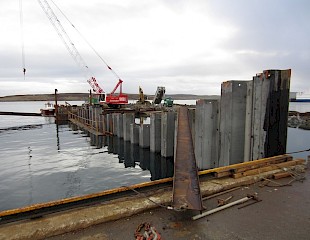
[[47, 166, 310, 240]]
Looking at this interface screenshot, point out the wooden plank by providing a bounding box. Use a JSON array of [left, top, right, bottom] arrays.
[[231, 155, 293, 174], [214, 171, 232, 178], [272, 172, 291, 180], [232, 159, 305, 179], [199, 154, 292, 177]]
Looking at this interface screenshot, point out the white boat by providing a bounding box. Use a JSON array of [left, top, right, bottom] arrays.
[[40, 102, 55, 116], [290, 92, 310, 102]]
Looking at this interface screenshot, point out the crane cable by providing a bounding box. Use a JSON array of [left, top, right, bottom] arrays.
[[19, 0, 26, 79], [50, 0, 123, 81]]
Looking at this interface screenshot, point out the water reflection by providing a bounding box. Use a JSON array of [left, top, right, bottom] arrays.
[[91, 134, 174, 181], [56, 123, 60, 151], [27, 146, 33, 205], [67, 121, 174, 181]]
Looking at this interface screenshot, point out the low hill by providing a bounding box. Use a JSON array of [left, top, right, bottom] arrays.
[[0, 93, 220, 102]]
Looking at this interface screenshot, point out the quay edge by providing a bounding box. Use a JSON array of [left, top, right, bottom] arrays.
[[0, 161, 306, 240]]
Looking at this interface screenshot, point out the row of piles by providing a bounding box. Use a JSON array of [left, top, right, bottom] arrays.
[[72, 69, 291, 171], [73, 107, 177, 158], [195, 69, 291, 169]]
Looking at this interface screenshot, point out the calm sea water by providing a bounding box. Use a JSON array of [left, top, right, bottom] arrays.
[[0, 101, 309, 211], [0, 101, 173, 211]]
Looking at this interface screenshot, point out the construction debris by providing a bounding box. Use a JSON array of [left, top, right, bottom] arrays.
[[135, 222, 161, 240], [192, 194, 259, 220], [217, 195, 233, 207]]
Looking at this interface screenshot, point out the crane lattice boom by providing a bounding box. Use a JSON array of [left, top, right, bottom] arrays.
[[87, 77, 104, 94], [38, 0, 91, 79], [37, 0, 128, 106]]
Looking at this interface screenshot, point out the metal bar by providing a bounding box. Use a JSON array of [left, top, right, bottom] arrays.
[[192, 196, 252, 220], [202, 187, 241, 201], [172, 106, 203, 211]]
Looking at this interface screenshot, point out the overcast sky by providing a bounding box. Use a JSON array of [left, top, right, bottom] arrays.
[[0, 0, 309, 96]]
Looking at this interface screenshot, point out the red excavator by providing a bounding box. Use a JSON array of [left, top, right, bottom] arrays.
[[87, 77, 128, 106]]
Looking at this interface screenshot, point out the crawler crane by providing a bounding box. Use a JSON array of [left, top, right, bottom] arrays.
[[37, 0, 128, 106]]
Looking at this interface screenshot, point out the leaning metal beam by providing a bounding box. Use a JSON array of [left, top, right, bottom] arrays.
[[172, 106, 204, 210]]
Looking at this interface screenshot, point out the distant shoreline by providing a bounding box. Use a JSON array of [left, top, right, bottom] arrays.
[[0, 93, 220, 102]]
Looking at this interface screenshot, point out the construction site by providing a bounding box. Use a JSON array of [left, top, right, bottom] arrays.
[[1, 68, 309, 240], [0, 1, 309, 239]]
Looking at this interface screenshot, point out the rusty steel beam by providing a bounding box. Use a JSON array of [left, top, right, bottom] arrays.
[[172, 106, 204, 211]]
